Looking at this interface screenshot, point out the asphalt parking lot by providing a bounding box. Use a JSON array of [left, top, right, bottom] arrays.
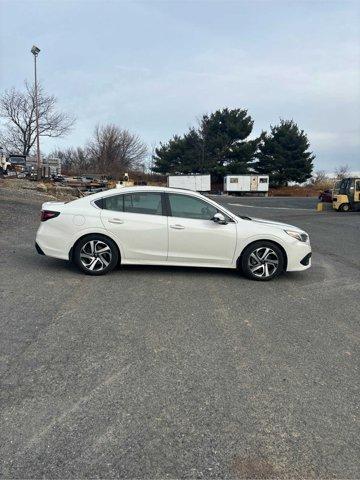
[[0, 187, 359, 479]]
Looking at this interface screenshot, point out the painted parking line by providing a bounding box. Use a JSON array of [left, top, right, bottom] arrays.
[[227, 203, 312, 211]]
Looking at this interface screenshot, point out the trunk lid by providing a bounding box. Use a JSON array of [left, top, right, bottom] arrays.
[[41, 201, 67, 212]]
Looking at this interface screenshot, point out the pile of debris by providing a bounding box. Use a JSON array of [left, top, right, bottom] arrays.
[[57, 175, 109, 195]]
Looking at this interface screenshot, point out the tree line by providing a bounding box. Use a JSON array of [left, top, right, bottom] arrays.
[[152, 108, 315, 186], [0, 82, 316, 185]]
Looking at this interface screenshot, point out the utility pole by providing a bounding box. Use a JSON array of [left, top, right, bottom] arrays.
[[31, 45, 41, 178]]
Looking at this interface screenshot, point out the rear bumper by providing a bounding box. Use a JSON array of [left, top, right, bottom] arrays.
[[36, 224, 70, 260]]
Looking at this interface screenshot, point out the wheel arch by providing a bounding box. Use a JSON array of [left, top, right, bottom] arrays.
[[236, 239, 288, 272], [69, 232, 122, 265]]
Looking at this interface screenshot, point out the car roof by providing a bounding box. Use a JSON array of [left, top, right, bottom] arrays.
[[84, 185, 205, 201]]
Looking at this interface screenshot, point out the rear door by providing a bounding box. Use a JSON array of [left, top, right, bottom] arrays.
[[166, 193, 237, 266], [100, 191, 168, 261]]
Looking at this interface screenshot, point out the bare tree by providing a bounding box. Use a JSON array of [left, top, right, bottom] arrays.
[[309, 170, 328, 185], [335, 164, 350, 180], [50, 147, 91, 175], [87, 124, 147, 174], [0, 81, 75, 155]]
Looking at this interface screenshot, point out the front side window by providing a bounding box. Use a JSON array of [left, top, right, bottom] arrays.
[[124, 192, 162, 215], [230, 178, 238, 183], [259, 178, 268, 183], [168, 194, 218, 220]]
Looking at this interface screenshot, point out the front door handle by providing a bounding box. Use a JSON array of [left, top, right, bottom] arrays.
[[170, 224, 185, 230], [108, 218, 124, 224]]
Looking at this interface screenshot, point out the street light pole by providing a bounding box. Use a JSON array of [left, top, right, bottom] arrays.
[[31, 45, 41, 178]]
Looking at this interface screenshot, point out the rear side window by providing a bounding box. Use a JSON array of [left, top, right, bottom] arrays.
[[124, 192, 162, 215], [93, 198, 104, 209], [99, 192, 163, 215], [103, 195, 124, 212]]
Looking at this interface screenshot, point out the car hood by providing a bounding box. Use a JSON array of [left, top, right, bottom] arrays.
[[236, 215, 303, 232]]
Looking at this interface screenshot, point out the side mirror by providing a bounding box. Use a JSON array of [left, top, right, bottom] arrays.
[[212, 212, 227, 225]]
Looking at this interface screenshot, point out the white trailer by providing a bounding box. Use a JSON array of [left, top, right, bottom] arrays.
[[223, 175, 269, 196], [167, 174, 211, 192]]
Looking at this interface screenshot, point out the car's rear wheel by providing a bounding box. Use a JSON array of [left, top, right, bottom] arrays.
[[74, 235, 119, 275], [241, 241, 284, 281]]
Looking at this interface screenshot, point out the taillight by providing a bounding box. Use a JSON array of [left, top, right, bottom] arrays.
[[41, 210, 60, 222]]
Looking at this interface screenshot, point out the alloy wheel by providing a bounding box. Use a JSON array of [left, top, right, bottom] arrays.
[[248, 247, 279, 278], [80, 240, 112, 272]]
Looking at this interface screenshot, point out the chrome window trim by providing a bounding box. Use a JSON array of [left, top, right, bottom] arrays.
[[91, 189, 238, 223]]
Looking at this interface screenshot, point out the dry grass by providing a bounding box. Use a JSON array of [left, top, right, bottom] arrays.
[[269, 184, 333, 197]]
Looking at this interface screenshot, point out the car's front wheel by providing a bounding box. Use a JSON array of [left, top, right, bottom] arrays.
[[74, 234, 119, 275], [241, 241, 285, 281], [339, 203, 350, 212]]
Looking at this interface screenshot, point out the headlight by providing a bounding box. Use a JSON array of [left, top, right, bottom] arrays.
[[284, 230, 309, 242]]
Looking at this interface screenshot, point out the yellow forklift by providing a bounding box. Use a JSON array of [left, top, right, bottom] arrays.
[[333, 177, 360, 212]]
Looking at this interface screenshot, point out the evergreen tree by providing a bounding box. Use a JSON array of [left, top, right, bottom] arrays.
[[256, 119, 314, 186], [152, 129, 202, 175], [152, 108, 261, 179]]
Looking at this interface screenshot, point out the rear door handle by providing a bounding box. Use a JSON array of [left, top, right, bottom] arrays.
[[108, 218, 124, 224], [170, 224, 185, 230]]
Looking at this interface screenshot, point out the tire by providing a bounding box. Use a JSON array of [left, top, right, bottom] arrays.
[[339, 203, 351, 212], [240, 241, 285, 281], [73, 234, 119, 276]]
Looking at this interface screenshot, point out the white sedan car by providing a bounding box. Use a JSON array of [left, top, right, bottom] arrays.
[[35, 186, 311, 280]]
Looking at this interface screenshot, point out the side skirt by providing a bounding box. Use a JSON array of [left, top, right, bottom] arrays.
[[122, 259, 237, 269]]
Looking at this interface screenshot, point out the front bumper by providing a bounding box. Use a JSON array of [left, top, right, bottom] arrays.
[[35, 242, 45, 255], [300, 252, 312, 266], [286, 242, 312, 272]]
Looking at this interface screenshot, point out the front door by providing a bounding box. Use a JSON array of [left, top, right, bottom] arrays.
[[166, 193, 237, 266], [355, 179, 360, 203], [250, 176, 258, 191], [100, 191, 168, 261]]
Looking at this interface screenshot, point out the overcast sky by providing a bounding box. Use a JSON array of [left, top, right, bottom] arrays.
[[1, 0, 359, 172]]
